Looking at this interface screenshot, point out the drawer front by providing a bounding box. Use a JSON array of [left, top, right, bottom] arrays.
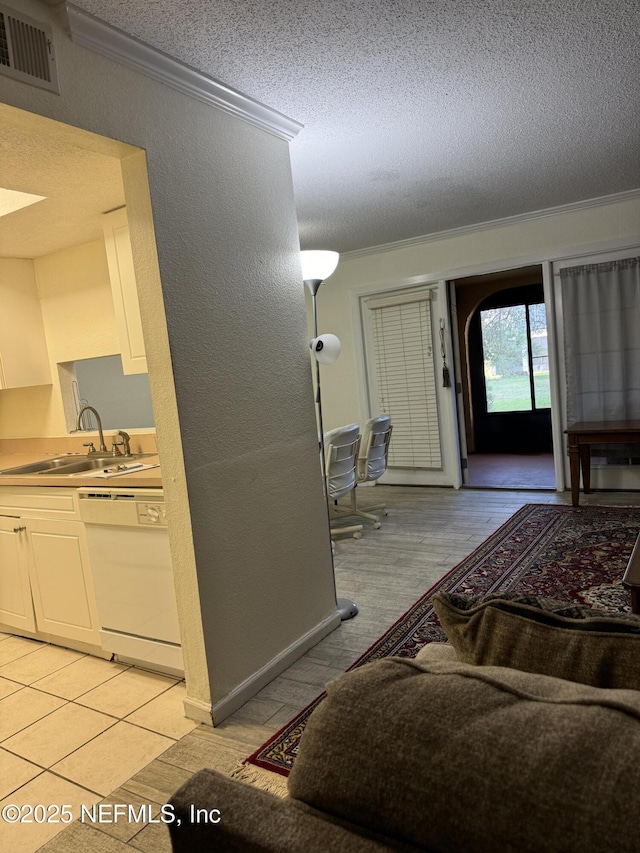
[[0, 487, 80, 520]]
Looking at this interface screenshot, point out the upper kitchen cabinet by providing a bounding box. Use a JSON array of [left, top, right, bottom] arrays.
[[102, 208, 148, 374], [0, 259, 51, 389]]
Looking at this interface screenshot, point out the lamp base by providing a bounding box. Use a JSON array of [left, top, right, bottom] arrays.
[[337, 597, 359, 621]]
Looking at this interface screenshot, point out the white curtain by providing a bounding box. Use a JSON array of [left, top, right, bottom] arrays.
[[561, 257, 640, 424]]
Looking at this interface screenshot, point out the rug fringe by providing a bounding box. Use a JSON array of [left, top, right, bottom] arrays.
[[230, 761, 289, 798]]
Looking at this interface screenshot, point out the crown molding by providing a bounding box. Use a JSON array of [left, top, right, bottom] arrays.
[[64, 3, 303, 142], [343, 188, 640, 260]]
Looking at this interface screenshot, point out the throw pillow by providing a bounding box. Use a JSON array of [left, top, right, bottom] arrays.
[[432, 591, 640, 689]]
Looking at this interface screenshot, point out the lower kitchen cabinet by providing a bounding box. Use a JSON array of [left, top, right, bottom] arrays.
[[27, 518, 99, 645], [0, 488, 101, 648], [0, 515, 36, 633]]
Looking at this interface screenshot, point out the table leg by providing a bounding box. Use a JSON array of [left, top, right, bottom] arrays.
[[568, 443, 580, 506], [622, 533, 640, 613], [579, 445, 591, 494]]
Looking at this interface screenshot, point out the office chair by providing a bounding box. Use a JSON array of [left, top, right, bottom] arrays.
[[328, 416, 392, 529], [324, 423, 363, 540], [352, 415, 393, 527]]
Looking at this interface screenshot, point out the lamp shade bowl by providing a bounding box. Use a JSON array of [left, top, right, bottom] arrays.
[[300, 250, 339, 284]]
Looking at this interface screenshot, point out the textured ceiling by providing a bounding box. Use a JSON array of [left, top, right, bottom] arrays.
[[4, 1, 640, 258], [68, 0, 640, 253], [0, 106, 125, 258]]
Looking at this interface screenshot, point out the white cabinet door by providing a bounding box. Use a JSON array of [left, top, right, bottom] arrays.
[[26, 518, 100, 645], [0, 259, 51, 389], [0, 516, 36, 632], [102, 208, 148, 374]]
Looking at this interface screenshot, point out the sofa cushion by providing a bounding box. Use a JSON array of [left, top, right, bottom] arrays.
[[432, 591, 640, 689], [288, 655, 640, 853]]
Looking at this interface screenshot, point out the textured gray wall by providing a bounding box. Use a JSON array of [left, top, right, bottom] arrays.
[[3, 0, 337, 712]]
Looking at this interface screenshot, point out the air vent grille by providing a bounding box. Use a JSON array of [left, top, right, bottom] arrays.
[[0, 4, 59, 93], [0, 14, 10, 67]]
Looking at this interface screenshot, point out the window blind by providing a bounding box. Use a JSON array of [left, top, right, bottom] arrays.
[[368, 295, 442, 469]]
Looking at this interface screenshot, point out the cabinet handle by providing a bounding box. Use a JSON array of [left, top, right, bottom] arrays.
[[13, 525, 26, 533]]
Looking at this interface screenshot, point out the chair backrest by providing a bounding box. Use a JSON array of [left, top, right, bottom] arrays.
[[357, 415, 392, 483], [324, 423, 360, 501]]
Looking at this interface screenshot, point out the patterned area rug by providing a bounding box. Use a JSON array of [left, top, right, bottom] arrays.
[[246, 503, 640, 778]]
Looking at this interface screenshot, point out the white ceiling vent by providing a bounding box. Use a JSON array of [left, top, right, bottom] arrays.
[[0, 3, 59, 93]]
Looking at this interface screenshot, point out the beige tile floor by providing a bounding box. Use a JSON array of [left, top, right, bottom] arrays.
[[3, 484, 640, 851], [0, 639, 197, 853]]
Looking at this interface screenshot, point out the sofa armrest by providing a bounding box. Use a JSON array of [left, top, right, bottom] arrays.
[[168, 767, 412, 852]]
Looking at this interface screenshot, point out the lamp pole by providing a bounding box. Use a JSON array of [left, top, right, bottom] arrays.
[[305, 275, 358, 621]]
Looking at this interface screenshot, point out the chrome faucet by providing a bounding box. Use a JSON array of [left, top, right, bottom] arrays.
[[76, 406, 107, 454], [113, 430, 131, 456]]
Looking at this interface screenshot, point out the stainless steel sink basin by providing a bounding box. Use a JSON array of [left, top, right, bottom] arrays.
[[0, 453, 156, 476], [38, 457, 117, 474], [38, 453, 156, 475], [0, 455, 86, 475]]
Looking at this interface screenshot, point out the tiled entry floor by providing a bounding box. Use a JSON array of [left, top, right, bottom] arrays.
[[0, 634, 197, 853], [466, 453, 556, 489]]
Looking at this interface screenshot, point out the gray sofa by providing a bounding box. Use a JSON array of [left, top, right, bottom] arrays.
[[168, 642, 640, 851]]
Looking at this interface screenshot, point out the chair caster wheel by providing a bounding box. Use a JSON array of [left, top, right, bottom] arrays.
[[353, 532, 362, 539], [373, 522, 381, 529]]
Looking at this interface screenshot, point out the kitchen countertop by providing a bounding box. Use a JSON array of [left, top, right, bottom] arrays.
[[0, 451, 162, 488]]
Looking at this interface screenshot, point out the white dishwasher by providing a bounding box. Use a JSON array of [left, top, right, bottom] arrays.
[[77, 487, 183, 677]]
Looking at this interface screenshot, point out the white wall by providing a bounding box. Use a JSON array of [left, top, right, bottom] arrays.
[[315, 194, 640, 484], [0, 239, 154, 438], [30, 239, 116, 437], [1, 0, 337, 722]]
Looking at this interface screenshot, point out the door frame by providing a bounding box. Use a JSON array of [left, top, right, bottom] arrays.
[[448, 281, 469, 484], [465, 281, 553, 455], [448, 265, 560, 488]]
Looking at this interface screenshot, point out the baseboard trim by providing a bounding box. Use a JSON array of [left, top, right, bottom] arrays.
[[193, 610, 340, 725], [182, 695, 215, 726]]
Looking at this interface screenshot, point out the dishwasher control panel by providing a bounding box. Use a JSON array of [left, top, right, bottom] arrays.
[[77, 488, 167, 528], [136, 502, 167, 526]]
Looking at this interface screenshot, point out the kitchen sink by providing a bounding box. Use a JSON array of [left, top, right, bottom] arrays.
[[38, 454, 155, 475], [0, 453, 156, 476], [0, 455, 86, 475]]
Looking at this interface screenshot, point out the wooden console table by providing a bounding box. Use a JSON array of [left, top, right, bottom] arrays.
[[565, 420, 640, 506]]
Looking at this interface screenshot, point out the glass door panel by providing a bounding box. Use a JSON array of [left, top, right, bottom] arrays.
[[529, 303, 551, 408], [480, 302, 551, 413], [480, 305, 530, 412]]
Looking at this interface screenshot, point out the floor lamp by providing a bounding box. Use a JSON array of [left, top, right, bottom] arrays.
[[302, 250, 359, 621]]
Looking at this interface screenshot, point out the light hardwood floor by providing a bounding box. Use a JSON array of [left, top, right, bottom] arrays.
[[9, 485, 640, 851]]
